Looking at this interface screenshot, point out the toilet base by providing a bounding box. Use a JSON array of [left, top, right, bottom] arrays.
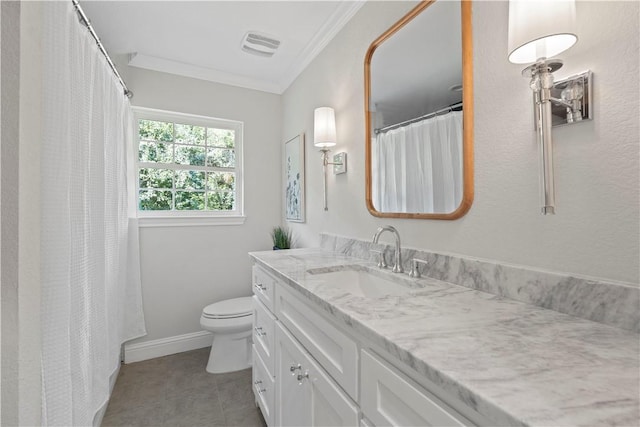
[[206, 330, 252, 374]]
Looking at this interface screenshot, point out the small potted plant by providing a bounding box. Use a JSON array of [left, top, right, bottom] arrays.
[[271, 226, 292, 250]]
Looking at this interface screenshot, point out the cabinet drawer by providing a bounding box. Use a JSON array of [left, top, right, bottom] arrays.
[[253, 296, 276, 376], [253, 345, 275, 427], [253, 265, 277, 312], [361, 349, 469, 427], [276, 284, 358, 400]]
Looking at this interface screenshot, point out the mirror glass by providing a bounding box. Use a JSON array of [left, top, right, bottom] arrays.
[[365, 0, 473, 219]]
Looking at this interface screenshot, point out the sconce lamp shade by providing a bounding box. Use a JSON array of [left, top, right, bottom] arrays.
[[508, 0, 577, 64], [314, 107, 337, 148]]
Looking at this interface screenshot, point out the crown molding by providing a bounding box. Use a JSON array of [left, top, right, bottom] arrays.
[[278, 0, 366, 92], [128, 53, 284, 94], [127, 0, 365, 95]]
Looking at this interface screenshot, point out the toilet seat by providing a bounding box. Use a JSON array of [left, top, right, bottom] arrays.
[[202, 296, 253, 319]]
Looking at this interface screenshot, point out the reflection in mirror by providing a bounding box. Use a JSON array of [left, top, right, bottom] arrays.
[[365, 0, 473, 219]]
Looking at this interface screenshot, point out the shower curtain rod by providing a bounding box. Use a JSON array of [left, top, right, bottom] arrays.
[[374, 102, 463, 134], [72, 0, 133, 98]]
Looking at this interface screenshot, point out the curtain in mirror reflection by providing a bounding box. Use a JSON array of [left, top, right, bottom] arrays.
[[372, 111, 463, 214]]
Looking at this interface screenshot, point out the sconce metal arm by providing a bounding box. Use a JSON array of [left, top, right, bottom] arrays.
[[549, 97, 573, 109], [319, 148, 344, 211], [320, 149, 344, 167]]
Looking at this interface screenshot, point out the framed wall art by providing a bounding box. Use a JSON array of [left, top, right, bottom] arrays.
[[284, 133, 305, 222]]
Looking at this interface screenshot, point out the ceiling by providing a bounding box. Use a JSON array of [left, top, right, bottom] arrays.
[[81, 1, 365, 94], [370, 0, 462, 128]]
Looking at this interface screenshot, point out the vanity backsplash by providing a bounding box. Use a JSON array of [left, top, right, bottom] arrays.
[[319, 233, 639, 333]]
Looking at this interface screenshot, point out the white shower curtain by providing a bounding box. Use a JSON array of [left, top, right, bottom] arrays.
[[41, 2, 146, 426], [372, 111, 463, 213]]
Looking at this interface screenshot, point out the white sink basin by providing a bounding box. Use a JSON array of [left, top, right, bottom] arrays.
[[307, 267, 413, 298]]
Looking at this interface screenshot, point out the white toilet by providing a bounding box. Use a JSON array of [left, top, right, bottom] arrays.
[[200, 296, 253, 374]]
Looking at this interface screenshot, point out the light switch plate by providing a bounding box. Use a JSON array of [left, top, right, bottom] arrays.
[[333, 152, 347, 175]]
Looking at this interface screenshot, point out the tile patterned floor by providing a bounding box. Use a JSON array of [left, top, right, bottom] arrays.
[[102, 347, 267, 427]]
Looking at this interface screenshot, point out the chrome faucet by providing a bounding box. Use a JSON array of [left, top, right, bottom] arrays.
[[372, 226, 404, 273]]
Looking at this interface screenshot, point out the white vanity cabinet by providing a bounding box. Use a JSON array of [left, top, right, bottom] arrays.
[[252, 264, 359, 427], [276, 323, 359, 426], [252, 262, 475, 427], [275, 283, 358, 400], [252, 346, 275, 426], [252, 266, 278, 426], [253, 295, 276, 375]]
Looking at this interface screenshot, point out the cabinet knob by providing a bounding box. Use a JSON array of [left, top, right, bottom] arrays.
[[254, 326, 266, 337], [254, 379, 266, 394], [290, 363, 301, 375], [297, 370, 309, 385], [254, 283, 266, 291]]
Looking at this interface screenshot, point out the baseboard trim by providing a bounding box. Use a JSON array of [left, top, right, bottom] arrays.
[[124, 331, 213, 363]]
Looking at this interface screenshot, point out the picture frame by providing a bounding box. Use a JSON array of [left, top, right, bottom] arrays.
[[285, 133, 305, 222]]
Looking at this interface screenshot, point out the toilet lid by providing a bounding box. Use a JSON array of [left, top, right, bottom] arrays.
[[203, 296, 253, 319]]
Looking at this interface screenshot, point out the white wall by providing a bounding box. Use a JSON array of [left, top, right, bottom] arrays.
[[119, 63, 283, 344], [1, 2, 43, 424], [282, 0, 639, 285], [1, 6, 3, 420], [1, 3, 20, 423], [17, 3, 42, 424]]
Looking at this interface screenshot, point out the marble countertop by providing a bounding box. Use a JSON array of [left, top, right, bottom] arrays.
[[249, 248, 640, 427]]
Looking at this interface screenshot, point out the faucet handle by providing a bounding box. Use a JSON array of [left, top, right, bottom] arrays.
[[409, 258, 428, 278], [370, 249, 387, 269]]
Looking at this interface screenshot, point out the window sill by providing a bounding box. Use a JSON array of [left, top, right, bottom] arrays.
[[137, 216, 246, 228]]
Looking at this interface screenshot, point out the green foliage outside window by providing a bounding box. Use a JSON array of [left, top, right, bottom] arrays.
[[139, 190, 172, 210], [175, 146, 206, 166], [175, 170, 205, 191], [137, 119, 237, 212], [139, 120, 173, 142], [139, 141, 172, 163], [175, 124, 205, 145], [207, 192, 235, 211], [175, 191, 205, 210]]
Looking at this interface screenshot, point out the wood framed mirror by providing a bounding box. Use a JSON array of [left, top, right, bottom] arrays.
[[365, 0, 473, 219]]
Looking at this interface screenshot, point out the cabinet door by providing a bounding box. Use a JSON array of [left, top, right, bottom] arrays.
[[276, 323, 311, 427], [308, 350, 360, 427], [276, 284, 358, 399], [361, 349, 469, 427], [276, 323, 359, 427]]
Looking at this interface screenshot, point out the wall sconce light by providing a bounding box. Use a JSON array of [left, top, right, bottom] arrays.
[[508, 0, 592, 215], [314, 107, 347, 211]]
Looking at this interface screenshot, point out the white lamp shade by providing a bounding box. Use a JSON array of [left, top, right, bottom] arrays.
[[314, 107, 336, 148], [508, 0, 577, 64]]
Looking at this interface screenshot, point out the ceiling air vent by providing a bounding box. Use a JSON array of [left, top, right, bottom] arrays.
[[241, 31, 281, 58]]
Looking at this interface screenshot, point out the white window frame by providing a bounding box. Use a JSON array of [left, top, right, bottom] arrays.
[[132, 107, 245, 227]]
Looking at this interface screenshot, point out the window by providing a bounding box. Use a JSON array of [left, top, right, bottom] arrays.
[[134, 108, 243, 221]]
